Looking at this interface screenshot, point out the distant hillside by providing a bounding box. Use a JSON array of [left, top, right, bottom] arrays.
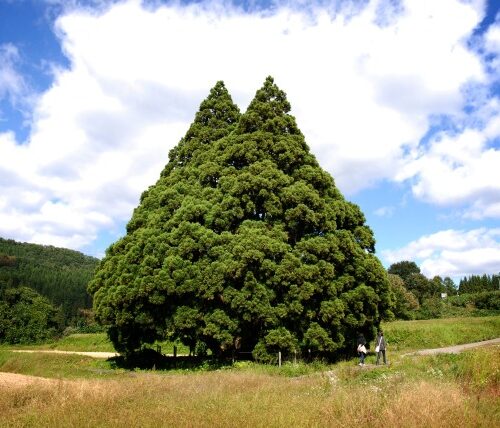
[[0, 237, 99, 323]]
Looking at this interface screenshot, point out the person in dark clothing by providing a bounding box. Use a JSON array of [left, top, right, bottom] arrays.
[[357, 333, 367, 366], [375, 330, 387, 365]]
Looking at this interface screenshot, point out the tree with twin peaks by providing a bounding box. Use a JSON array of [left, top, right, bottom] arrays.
[[89, 77, 392, 361]]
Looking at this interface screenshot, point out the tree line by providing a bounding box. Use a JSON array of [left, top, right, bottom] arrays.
[[387, 260, 499, 320], [458, 274, 499, 294], [0, 237, 99, 343]]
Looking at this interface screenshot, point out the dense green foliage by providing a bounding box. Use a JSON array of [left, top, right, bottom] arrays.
[[0, 284, 63, 343], [445, 290, 500, 311], [387, 261, 500, 319], [459, 274, 499, 294], [387, 261, 420, 282], [413, 291, 499, 320], [89, 77, 392, 360], [387, 274, 419, 320], [0, 237, 98, 323]]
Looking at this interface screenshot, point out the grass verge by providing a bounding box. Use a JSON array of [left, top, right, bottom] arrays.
[[381, 315, 500, 352]]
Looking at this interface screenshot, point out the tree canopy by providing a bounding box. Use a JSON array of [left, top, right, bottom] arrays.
[[387, 261, 420, 283], [89, 77, 391, 360], [0, 282, 64, 344]]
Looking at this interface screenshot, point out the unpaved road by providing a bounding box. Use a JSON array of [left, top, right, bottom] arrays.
[[12, 349, 119, 359], [404, 337, 500, 356], [0, 371, 55, 387]]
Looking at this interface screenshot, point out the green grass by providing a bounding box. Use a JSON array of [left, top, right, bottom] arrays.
[[0, 333, 191, 355], [45, 333, 114, 352], [381, 315, 500, 352], [0, 333, 113, 352]]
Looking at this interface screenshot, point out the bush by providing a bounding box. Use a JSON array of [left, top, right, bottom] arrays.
[[414, 291, 500, 319], [416, 298, 445, 320], [0, 286, 64, 344], [473, 291, 500, 310]]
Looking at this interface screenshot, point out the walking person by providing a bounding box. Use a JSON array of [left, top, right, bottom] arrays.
[[375, 330, 387, 365], [357, 333, 367, 366]]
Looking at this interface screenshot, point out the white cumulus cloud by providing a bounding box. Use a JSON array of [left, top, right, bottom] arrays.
[[382, 228, 500, 278], [396, 102, 500, 219], [0, 0, 494, 255]]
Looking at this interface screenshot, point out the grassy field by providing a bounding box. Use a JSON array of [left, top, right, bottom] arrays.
[[0, 316, 499, 427], [0, 345, 498, 427], [381, 315, 500, 351]]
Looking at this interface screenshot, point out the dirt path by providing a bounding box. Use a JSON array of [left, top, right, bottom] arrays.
[[0, 372, 56, 388], [12, 349, 119, 359], [404, 337, 500, 356], [0, 350, 119, 387]]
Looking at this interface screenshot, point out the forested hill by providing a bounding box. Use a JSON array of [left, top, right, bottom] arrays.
[[0, 237, 99, 323]]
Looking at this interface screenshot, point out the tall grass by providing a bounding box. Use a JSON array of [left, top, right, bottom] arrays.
[[1, 367, 497, 427]]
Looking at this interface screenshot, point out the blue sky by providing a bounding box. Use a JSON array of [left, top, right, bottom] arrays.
[[0, 0, 499, 281]]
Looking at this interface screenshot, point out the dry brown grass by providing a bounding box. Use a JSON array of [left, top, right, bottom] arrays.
[[1, 370, 497, 427]]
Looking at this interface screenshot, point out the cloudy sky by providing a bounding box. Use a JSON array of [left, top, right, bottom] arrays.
[[0, 0, 499, 280]]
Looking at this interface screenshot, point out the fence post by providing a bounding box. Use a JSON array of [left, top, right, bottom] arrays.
[[174, 345, 177, 358], [294, 350, 297, 365], [278, 351, 282, 367]]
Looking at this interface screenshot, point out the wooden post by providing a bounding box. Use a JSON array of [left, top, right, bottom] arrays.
[[174, 345, 177, 358], [278, 351, 282, 367], [294, 350, 297, 365]]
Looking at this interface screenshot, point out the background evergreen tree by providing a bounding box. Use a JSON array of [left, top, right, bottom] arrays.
[[89, 77, 391, 360], [387, 261, 420, 283], [459, 274, 500, 293], [443, 277, 458, 296]]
